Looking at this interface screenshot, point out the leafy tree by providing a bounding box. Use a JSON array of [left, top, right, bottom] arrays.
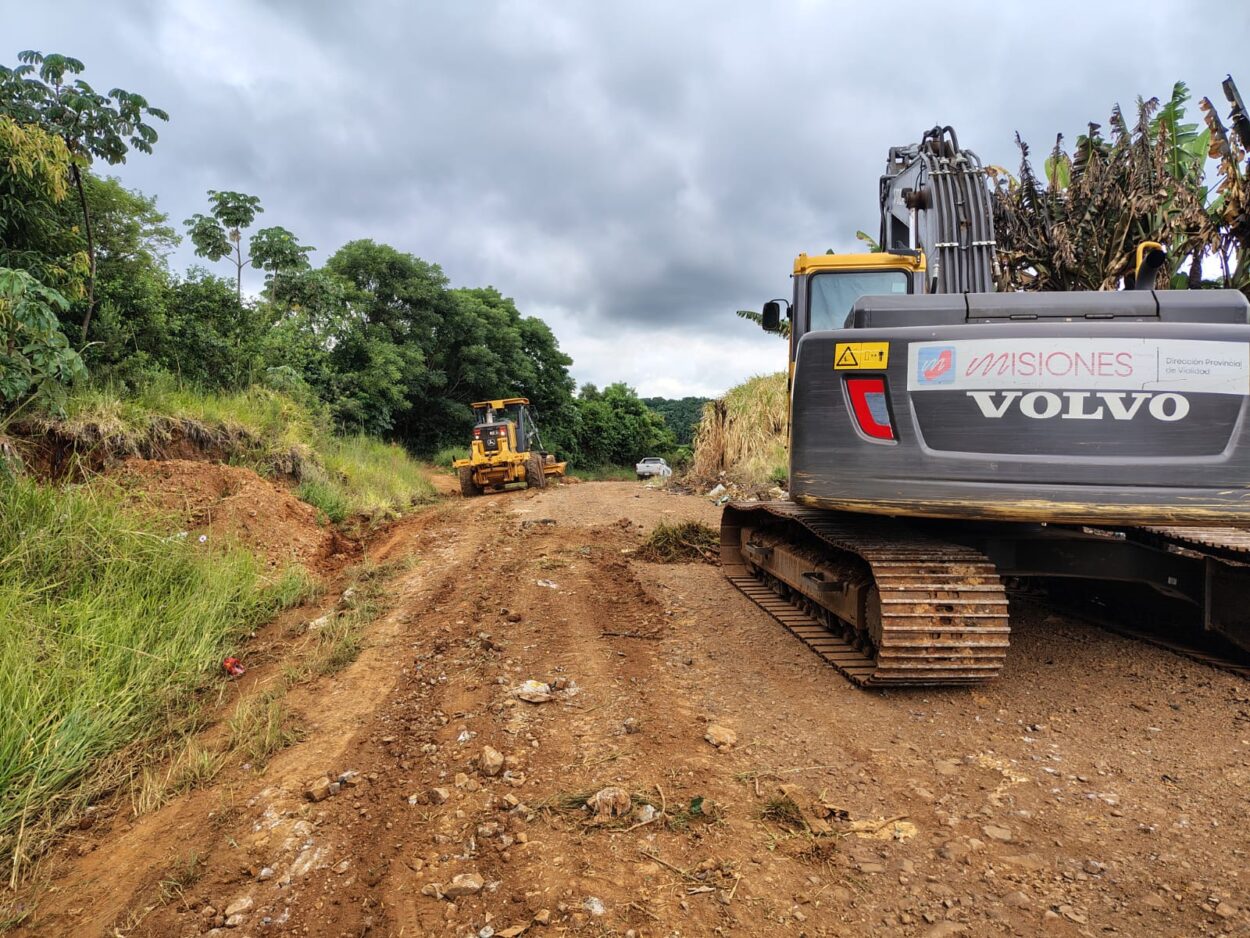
[[993, 80, 1231, 292], [162, 269, 271, 388], [265, 267, 355, 405], [0, 267, 85, 416], [1200, 76, 1250, 292], [249, 226, 313, 287], [324, 240, 450, 445], [265, 266, 406, 434], [0, 115, 88, 298], [79, 175, 178, 373], [0, 51, 168, 342], [642, 396, 710, 446], [185, 191, 312, 304], [572, 383, 675, 467]]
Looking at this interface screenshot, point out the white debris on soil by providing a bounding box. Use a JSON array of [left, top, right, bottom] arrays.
[[513, 680, 554, 703]]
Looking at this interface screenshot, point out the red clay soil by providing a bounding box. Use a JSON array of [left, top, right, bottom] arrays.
[[10, 482, 1250, 938], [109, 457, 356, 575]]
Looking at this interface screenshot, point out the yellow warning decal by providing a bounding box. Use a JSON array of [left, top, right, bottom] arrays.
[[834, 342, 889, 370]]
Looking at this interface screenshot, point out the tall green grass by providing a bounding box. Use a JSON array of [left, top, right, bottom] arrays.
[[432, 445, 469, 469], [319, 435, 437, 518], [59, 379, 320, 454], [0, 477, 308, 879]]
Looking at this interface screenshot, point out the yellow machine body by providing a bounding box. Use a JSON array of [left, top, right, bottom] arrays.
[[453, 398, 566, 496]]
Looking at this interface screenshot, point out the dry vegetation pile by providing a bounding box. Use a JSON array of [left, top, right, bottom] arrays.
[[690, 372, 788, 486], [635, 519, 719, 563]]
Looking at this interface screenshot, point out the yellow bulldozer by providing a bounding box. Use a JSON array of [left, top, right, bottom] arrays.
[[453, 398, 566, 497]]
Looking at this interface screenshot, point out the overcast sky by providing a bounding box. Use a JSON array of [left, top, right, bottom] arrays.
[[6, 1, 1248, 397]]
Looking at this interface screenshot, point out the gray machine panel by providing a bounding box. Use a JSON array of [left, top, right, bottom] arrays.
[[790, 318, 1250, 523]]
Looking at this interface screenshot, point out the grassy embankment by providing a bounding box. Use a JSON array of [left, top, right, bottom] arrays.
[[48, 382, 436, 520], [0, 382, 437, 883], [0, 478, 309, 882], [691, 372, 788, 487]]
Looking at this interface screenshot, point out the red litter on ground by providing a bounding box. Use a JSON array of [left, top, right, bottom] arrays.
[[222, 657, 246, 678]]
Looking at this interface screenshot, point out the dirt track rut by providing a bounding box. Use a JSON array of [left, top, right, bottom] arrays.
[[15, 482, 1250, 937]]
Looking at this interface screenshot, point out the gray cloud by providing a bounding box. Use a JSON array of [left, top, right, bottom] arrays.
[[7, 0, 1250, 394]]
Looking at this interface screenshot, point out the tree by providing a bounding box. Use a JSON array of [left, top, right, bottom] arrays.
[[79, 175, 178, 374], [993, 81, 1230, 293], [572, 382, 676, 467], [0, 267, 85, 416], [0, 51, 168, 342], [0, 115, 88, 299], [185, 190, 312, 304], [1200, 76, 1250, 292], [163, 269, 271, 388], [642, 396, 710, 446], [249, 225, 313, 289], [324, 240, 450, 446]]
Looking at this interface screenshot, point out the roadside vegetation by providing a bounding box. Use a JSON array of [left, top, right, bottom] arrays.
[[0, 476, 311, 879], [691, 372, 788, 488], [22, 380, 437, 521]]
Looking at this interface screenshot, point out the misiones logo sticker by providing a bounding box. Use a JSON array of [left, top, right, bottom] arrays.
[[916, 346, 955, 385]]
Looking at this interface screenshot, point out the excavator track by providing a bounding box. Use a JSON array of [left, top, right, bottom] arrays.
[[1135, 526, 1250, 562], [722, 502, 1011, 687]]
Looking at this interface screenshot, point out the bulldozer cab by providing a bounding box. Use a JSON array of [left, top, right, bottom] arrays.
[[470, 398, 540, 456]]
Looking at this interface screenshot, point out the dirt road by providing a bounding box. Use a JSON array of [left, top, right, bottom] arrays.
[[15, 482, 1250, 937]]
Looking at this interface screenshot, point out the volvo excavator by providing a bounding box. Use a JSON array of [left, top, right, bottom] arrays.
[[724, 123, 1250, 687]]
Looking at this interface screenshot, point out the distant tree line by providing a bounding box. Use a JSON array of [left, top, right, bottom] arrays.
[[642, 396, 709, 447], [0, 50, 682, 466]]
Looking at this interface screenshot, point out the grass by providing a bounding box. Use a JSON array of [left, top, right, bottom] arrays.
[[0, 476, 307, 882], [636, 520, 719, 563], [279, 557, 404, 690], [53, 379, 319, 472], [432, 445, 468, 469], [226, 690, 304, 768], [131, 741, 226, 817], [296, 478, 351, 524], [760, 795, 807, 830], [692, 372, 788, 486], [570, 464, 637, 481], [317, 434, 437, 519], [157, 850, 206, 903]]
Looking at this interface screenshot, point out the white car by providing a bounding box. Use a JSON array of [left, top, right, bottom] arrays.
[[635, 457, 672, 480]]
